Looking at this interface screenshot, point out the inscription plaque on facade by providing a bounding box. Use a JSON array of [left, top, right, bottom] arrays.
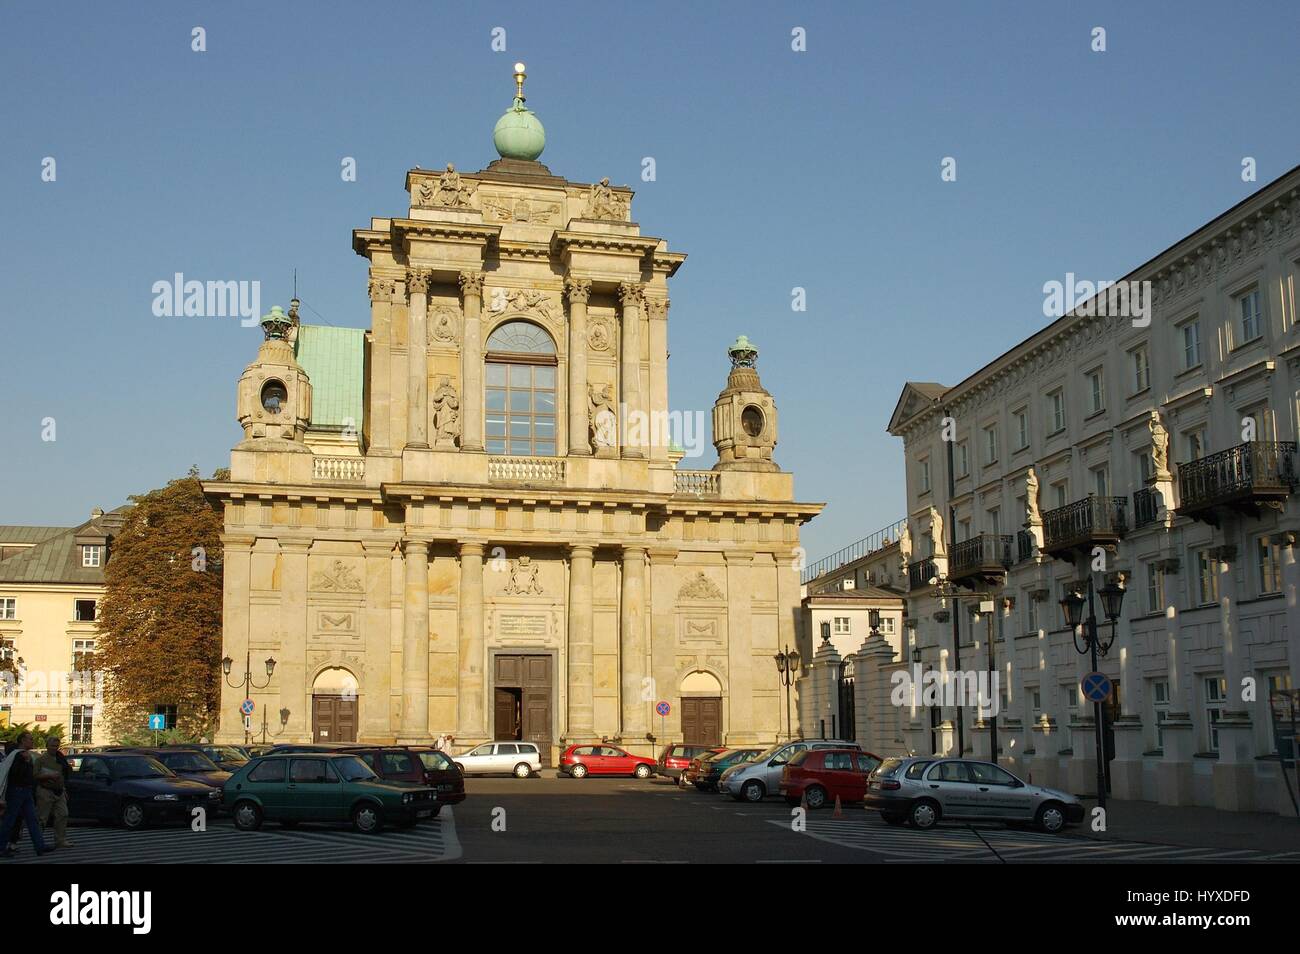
[[499, 614, 548, 637]]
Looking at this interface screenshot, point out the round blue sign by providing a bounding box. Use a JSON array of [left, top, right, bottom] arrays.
[[655, 701, 671, 717], [1081, 672, 1112, 703], [240, 698, 256, 716]]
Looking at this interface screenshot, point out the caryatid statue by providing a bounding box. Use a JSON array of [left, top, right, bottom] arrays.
[[1025, 466, 1042, 526], [929, 506, 946, 558], [1149, 410, 1171, 479]]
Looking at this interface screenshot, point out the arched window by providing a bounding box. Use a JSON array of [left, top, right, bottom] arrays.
[[485, 320, 557, 456]]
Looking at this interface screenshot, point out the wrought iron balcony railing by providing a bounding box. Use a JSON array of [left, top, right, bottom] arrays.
[[1041, 495, 1128, 557], [1016, 529, 1035, 562], [949, 533, 1013, 583], [1177, 441, 1296, 521], [1132, 487, 1159, 529], [908, 557, 937, 591]]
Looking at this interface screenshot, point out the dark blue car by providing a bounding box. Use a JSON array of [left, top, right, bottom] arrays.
[[65, 752, 222, 829]]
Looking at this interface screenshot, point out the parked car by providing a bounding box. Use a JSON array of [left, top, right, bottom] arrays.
[[223, 752, 437, 833], [121, 748, 233, 791], [558, 744, 657, 779], [350, 746, 465, 812], [684, 747, 762, 791], [452, 741, 542, 778], [780, 748, 883, 808], [187, 744, 250, 771], [65, 752, 222, 829], [655, 744, 724, 780], [719, 739, 863, 802], [864, 756, 1084, 833]]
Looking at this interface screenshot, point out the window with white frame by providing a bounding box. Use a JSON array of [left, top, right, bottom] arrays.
[[880, 617, 896, 634], [81, 545, 103, 568], [983, 424, 998, 464], [1025, 594, 1038, 631], [1047, 389, 1065, 434], [1257, 535, 1282, 595], [1150, 679, 1170, 750], [956, 441, 969, 477], [71, 705, 94, 744], [0, 638, 15, 668], [1086, 367, 1105, 414], [919, 458, 931, 494], [1061, 682, 1078, 747], [1014, 408, 1029, 450], [1146, 562, 1166, 614], [1130, 345, 1150, 394], [74, 599, 96, 622], [1204, 676, 1227, 752], [1181, 319, 1202, 370], [1195, 549, 1219, 605], [832, 617, 851, 636], [0, 598, 14, 620], [1236, 287, 1262, 343], [72, 638, 96, 673]]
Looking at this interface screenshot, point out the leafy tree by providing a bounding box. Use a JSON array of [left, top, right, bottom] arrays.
[[0, 722, 68, 747], [96, 469, 224, 740], [114, 726, 203, 747]]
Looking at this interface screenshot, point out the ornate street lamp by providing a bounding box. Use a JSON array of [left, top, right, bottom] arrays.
[[1059, 574, 1126, 809], [774, 645, 801, 743], [222, 650, 278, 745]]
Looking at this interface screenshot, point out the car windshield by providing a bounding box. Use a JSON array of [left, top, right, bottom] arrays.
[[875, 758, 905, 778], [164, 753, 220, 772], [333, 756, 378, 782], [111, 756, 172, 780], [751, 744, 783, 763], [417, 751, 452, 771], [787, 750, 812, 766], [207, 746, 247, 762]]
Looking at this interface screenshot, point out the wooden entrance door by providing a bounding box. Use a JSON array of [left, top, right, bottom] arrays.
[[312, 695, 357, 743], [495, 654, 553, 765], [681, 697, 722, 746]]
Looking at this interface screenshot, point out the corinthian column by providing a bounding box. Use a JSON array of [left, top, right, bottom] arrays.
[[457, 541, 486, 737], [620, 546, 648, 736], [618, 282, 644, 459], [405, 268, 432, 449], [568, 544, 595, 737], [459, 271, 486, 453], [366, 277, 396, 455], [565, 278, 592, 456], [646, 295, 669, 461], [398, 539, 430, 742]]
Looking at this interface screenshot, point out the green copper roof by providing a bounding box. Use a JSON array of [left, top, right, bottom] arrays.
[[493, 99, 545, 160], [294, 325, 365, 430]]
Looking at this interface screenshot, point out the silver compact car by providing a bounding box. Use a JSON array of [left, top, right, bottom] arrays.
[[864, 756, 1084, 833], [718, 739, 861, 803]]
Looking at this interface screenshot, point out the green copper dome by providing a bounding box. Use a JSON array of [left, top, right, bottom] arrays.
[[493, 97, 545, 160]]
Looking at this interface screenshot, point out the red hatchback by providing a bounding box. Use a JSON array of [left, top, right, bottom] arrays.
[[559, 744, 657, 779], [780, 748, 883, 809], [656, 743, 725, 781]]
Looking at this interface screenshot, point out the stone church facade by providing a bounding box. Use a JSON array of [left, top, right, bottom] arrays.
[[205, 68, 821, 758]]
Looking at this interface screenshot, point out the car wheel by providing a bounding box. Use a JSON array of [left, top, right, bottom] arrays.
[[513, 762, 532, 779], [634, 764, 652, 779], [352, 803, 383, 834], [570, 763, 589, 779], [910, 799, 940, 830], [454, 763, 466, 774], [804, 785, 829, 810], [232, 800, 263, 832], [881, 813, 907, 826], [741, 780, 765, 803], [1036, 801, 1067, 834], [119, 800, 146, 830]]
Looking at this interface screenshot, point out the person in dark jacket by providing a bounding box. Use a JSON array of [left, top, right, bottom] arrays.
[[0, 732, 53, 857]]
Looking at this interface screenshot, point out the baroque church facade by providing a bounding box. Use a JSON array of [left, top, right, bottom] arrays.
[[205, 67, 822, 757]]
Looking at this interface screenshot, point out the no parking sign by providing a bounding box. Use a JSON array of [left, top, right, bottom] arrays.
[[656, 701, 671, 717]]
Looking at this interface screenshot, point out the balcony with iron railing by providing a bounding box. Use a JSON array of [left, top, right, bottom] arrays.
[[801, 517, 908, 584], [1132, 487, 1159, 529], [949, 533, 1013, 586], [1177, 441, 1297, 524], [1041, 495, 1128, 559], [908, 557, 938, 591]]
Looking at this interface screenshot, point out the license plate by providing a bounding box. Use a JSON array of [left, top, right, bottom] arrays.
[[438, 784, 454, 792], [417, 808, 434, 818]]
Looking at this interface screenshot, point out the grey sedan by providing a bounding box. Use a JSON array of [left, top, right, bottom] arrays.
[[864, 757, 1084, 833]]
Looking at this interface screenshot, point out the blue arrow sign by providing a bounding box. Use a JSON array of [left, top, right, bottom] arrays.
[[1081, 671, 1112, 703], [147, 714, 166, 731]]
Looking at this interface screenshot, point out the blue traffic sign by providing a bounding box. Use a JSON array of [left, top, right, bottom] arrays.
[[1081, 671, 1112, 703], [655, 701, 671, 717], [240, 698, 256, 716], [147, 714, 166, 731]]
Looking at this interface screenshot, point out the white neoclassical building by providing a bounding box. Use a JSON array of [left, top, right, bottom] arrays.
[[883, 165, 1300, 814]]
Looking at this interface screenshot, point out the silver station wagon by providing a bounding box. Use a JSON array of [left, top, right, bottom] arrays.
[[864, 756, 1085, 833], [452, 741, 542, 778]]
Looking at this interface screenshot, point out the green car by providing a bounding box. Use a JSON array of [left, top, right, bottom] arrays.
[[223, 752, 438, 833]]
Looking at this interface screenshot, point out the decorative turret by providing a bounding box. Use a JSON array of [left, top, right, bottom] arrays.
[[711, 335, 779, 472], [236, 306, 313, 446], [492, 62, 546, 161]]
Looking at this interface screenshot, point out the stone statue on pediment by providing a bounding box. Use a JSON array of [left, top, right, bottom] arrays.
[[1025, 467, 1041, 527], [586, 177, 624, 220], [433, 163, 475, 209], [1149, 410, 1171, 479]]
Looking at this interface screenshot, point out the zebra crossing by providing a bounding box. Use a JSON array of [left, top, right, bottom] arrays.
[[5, 810, 461, 864], [775, 815, 1296, 863]]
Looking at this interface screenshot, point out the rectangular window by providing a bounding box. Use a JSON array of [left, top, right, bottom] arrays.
[[957, 442, 969, 477], [832, 617, 851, 636], [1047, 390, 1065, 434], [880, 617, 896, 634], [153, 704, 178, 730], [1086, 368, 1105, 414], [1092, 466, 1109, 498], [1131, 346, 1150, 394], [72, 638, 96, 674], [987, 508, 1000, 536], [1025, 595, 1038, 632], [983, 425, 998, 464], [1137, 450, 1153, 484], [0, 598, 14, 620], [484, 361, 557, 457], [81, 545, 102, 568], [1195, 549, 1219, 605], [1184, 427, 1207, 461], [1181, 320, 1202, 370], [1257, 535, 1283, 595], [74, 599, 97, 622], [1014, 408, 1029, 450], [1052, 481, 1068, 510], [1204, 676, 1227, 752], [1030, 687, 1042, 717], [1237, 287, 1262, 343], [958, 518, 971, 543], [1268, 672, 1295, 758], [1151, 679, 1170, 750], [1146, 562, 1166, 614], [0, 638, 15, 666], [919, 458, 931, 494], [71, 706, 94, 744]]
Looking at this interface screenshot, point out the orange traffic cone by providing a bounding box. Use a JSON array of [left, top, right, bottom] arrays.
[[833, 795, 844, 819]]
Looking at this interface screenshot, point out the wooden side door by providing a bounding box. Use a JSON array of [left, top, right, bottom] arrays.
[[312, 695, 358, 743], [681, 697, 722, 746], [494, 689, 519, 740]]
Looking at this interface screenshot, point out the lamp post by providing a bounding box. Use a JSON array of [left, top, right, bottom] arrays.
[[773, 644, 801, 743], [259, 706, 291, 744], [1059, 575, 1125, 810], [222, 650, 277, 745], [972, 599, 998, 764]]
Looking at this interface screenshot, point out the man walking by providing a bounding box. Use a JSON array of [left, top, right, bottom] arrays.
[[0, 731, 54, 858], [34, 734, 72, 849]]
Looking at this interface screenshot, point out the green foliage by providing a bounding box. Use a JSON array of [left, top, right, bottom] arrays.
[[0, 722, 69, 747], [114, 727, 205, 747]]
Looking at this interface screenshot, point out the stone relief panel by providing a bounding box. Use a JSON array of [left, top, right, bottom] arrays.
[[586, 317, 612, 352], [310, 610, 359, 646], [309, 559, 364, 593], [481, 192, 560, 225], [678, 615, 723, 647], [427, 303, 460, 345], [488, 287, 559, 325], [412, 163, 477, 210], [678, 571, 725, 601]]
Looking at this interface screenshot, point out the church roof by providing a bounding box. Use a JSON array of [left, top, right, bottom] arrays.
[[294, 325, 365, 430]]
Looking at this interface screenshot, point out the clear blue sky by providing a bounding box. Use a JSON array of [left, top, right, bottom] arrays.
[[3, 0, 1298, 561]]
